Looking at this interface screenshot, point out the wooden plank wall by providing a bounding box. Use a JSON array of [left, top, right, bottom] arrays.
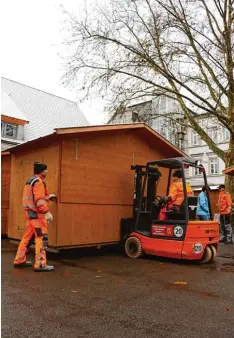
[[60, 133, 134, 205], [57, 131, 177, 247], [8, 144, 59, 245], [1, 154, 11, 235], [57, 204, 133, 246]]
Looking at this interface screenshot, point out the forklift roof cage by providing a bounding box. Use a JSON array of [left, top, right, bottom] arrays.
[[138, 157, 212, 222]]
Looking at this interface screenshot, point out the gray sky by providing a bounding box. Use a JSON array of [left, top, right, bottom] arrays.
[[1, 0, 107, 124]]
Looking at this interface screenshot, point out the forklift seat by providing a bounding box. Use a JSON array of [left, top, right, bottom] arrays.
[[165, 196, 198, 220], [185, 196, 198, 220]]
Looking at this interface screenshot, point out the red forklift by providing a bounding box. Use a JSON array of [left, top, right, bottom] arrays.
[[121, 157, 219, 263]]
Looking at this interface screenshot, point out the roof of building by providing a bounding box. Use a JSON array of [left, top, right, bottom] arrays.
[[222, 166, 234, 176], [1, 90, 28, 122], [1, 77, 89, 141], [5, 123, 186, 157]]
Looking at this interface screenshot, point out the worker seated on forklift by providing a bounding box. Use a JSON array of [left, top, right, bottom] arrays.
[[159, 170, 194, 220]]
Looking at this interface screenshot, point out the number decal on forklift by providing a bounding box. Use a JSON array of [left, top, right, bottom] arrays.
[[194, 243, 203, 254], [174, 226, 183, 237]]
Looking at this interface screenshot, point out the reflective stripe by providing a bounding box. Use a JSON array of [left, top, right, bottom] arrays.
[[36, 199, 46, 207], [22, 196, 34, 201], [30, 177, 39, 186], [23, 203, 37, 208]]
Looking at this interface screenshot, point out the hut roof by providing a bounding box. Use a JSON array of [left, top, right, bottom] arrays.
[[2, 123, 186, 157], [222, 166, 234, 176]]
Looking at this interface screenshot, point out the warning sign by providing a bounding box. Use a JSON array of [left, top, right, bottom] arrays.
[[152, 225, 174, 236]]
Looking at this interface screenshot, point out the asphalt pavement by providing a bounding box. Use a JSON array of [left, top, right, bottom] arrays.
[[1, 239, 234, 338]]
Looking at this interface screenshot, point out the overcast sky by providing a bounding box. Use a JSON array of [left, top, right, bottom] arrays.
[[1, 0, 107, 124]]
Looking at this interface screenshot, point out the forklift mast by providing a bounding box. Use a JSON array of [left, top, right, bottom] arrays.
[[131, 165, 161, 219]]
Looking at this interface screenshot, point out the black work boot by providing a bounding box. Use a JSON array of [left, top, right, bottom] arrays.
[[14, 261, 33, 267], [34, 265, 54, 272]]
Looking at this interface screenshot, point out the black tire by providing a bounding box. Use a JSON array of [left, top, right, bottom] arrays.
[[210, 245, 217, 262], [200, 246, 212, 264], [125, 236, 143, 259]]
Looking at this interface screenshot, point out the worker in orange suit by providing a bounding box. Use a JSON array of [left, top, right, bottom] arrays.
[[218, 184, 233, 244], [159, 170, 194, 220], [14, 162, 57, 272]]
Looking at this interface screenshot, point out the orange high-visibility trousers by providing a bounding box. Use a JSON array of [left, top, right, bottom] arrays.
[[14, 213, 48, 269]]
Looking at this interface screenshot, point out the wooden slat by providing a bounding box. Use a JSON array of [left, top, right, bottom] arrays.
[[1, 209, 8, 236], [1, 154, 11, 235], [56, 123, 145, 135], [1, 114, 29, 126]]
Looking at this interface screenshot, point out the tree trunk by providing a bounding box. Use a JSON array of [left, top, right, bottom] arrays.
[[224, 136, 234, 200], [224, 137, 234, 229]]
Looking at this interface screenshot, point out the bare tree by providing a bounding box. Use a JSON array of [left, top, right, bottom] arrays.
[[62, 0, 234, 194]]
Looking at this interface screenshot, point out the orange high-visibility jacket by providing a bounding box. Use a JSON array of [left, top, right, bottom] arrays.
[[22, 174, 49, 214], [218, 191, 232, 215], [169, 179, 194, 206]]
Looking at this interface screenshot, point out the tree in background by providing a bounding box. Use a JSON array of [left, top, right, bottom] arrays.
[[62, 0, 234, 195]]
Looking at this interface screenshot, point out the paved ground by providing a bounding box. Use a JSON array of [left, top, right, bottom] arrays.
[[1, 239, 234, 338]]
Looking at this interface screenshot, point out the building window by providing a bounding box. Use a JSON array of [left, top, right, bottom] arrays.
[[191, 131, 201, 146], [1, 122, 18, 139], [209, 158, 219, 174], [223, 128, 230, 141], [194, 166, 202, 176], [207, 127, 218, 142], [158, 97, 167, 112], [193, 158, 202, 176]]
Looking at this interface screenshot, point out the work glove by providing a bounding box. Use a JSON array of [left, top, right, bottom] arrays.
[[45, 211, 53, 224], [159, 197, 166, 205], [48, 194, 57, 203]]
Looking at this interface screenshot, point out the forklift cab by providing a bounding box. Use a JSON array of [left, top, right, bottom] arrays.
[[121, 157, 219, 263], [131, 157, 212, 235]]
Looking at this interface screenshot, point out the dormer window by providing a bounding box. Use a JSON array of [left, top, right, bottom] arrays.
[[1, 121, 18, 139]]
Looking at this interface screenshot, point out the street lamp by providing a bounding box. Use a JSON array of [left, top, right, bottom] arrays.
[[177, 131, 185, 141], [176, 131, 185, 150]]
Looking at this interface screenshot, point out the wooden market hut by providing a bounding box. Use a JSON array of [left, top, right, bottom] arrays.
[[1, 152, 11, 236], [5, 123, 185, 250], [222, 166, 234, 176]]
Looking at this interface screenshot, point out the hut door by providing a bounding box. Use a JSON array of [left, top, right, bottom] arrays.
[[14, 160, 36, 237]]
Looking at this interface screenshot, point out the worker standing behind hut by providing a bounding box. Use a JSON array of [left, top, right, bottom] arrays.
[[197, 186, 210, 221], [218, 184, 233, 245]]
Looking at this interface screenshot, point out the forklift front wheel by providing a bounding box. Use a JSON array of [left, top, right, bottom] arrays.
[[200, 246, 212, 264], [125, 236, 143, 259], [210, 245, 217, 262]]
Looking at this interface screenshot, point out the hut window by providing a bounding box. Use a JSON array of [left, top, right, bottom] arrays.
[[1, 122, 18, 139]]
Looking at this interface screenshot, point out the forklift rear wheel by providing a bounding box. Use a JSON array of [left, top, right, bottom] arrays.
[[125, 236, 143, 259], [200, 246, 212, 264], [210, 245, 217, 262]]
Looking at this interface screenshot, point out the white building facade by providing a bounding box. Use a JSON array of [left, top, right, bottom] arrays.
[[186, 116, 229, 190], [108, 99, 230, 190], [108, 96, 184, 148]]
